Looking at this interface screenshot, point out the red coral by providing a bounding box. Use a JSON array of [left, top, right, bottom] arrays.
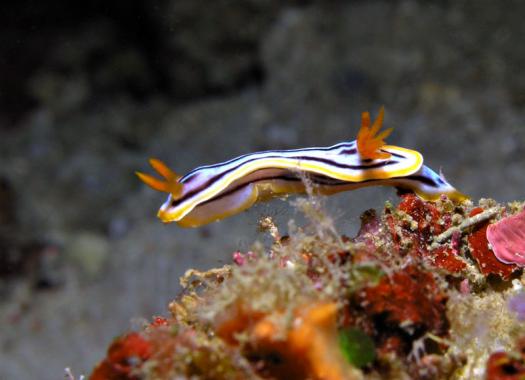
[[150, 316, 169, 327], [385, 194, 466, 274], [351, 265, 448, 356], [486, 352, 525, 380], [361, 265, 448, 333], [376, 335, 405, 357], [90, 333, 151, 380], [385, 212, 402, 254], [467, 208, 518, 280], [398, 194, 446, 237], [430, 246, 467, 273]]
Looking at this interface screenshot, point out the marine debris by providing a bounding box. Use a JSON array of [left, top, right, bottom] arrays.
[[89, 194, 525, 379]]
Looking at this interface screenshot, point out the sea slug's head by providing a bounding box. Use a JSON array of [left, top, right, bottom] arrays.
[[135, 158, 184, 223], [156, 194, 182, 223]]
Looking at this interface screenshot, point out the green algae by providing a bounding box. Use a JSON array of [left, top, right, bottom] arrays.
[[339, 327, 376, 368]]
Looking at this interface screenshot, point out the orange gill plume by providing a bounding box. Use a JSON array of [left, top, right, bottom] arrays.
[[135, 158, 184, 199], [356, 106, 393, 160]]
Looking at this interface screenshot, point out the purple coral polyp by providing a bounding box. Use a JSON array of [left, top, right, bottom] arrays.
[[486, 208, 525, 266]]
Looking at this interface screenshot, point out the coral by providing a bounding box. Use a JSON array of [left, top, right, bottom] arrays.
[[508, 292, 525, 321], [430, 245, 467, 273], [446, 288, 525, 378], [486, 338, 525, 380], [364, 265, 448, 337], [467, 208, 519, 280], [90, 333, 151, 380], [219, 301, 361, 380], [486, 352, 525, 380], [89, 194, 525, 379], [384, 194, 468, 275], [144, 322, 255, 379], [348, 265, 448, 359], [487, 208, 525, 266]]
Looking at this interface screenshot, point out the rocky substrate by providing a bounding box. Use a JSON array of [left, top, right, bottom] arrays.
[[88, 194, 525, 380]]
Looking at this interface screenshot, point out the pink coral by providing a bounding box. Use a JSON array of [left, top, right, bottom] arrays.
[[486, 208, 525, 266], [468, 208, 518, 280]]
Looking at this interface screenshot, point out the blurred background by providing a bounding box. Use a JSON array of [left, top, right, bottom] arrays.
[[0, 0, 524, 378]]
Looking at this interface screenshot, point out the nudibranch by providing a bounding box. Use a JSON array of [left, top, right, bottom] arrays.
[[137, 107, 467, 227]]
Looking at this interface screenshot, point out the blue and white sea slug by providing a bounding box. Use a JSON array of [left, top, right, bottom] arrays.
[[137, 107, 467, 227]]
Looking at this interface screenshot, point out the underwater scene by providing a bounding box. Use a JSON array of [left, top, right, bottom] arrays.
[[1, 1, 525, 379]]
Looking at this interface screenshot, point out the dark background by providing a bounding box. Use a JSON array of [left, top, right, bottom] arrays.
[[1, 1, 524, 378]]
